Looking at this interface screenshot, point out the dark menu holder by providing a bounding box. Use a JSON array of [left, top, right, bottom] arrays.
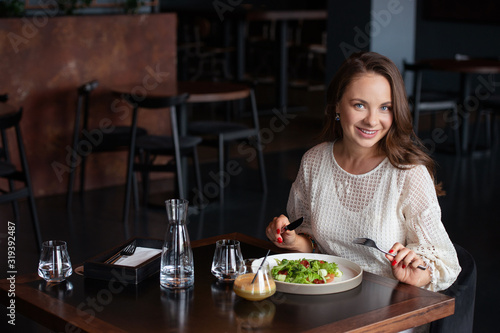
[[83, 237, 163, 284]]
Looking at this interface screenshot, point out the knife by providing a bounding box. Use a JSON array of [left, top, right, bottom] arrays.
[[281, 217, 304, 233]]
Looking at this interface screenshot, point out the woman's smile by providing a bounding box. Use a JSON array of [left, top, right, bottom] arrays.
[[357, 127, 378, 137]]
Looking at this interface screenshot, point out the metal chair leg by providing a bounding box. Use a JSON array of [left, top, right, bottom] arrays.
[[67, 170, 75, 211], [123, 107, 139, 225], [486, 112, 492, 149], [249, 89, 267, 193], [471, 109, 489, 152], [218, 134, 225, 204], [17, 124, 42, 252], [123, 159, 133, 225], [27, 191, 42, 253], [256, 138, 267, 193], [141, 151, 150, 206], [452, 106, 461, 155], [192, 148, 204, 208], [67, 94, 83, 211], [2, 130, 20, 221], [132, 172, 140, 213], [7, 178, 20, 222], [79, 155, 86, 198]]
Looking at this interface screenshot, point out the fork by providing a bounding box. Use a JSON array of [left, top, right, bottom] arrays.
[[352, 238, 426, 270], [105, 241, 137, 265]]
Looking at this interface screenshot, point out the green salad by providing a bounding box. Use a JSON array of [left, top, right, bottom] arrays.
[[271, 258, 343, 284]]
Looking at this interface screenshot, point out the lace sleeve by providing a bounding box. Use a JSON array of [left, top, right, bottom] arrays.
[[287, 154, 312, 234], [286, 147, 324, 253], [401, 165, 461, 291]]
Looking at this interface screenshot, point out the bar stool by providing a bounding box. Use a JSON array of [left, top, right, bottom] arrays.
[[0, 102, 42, 252], [67, 80, 148, 210], [122, 93, 203, 224], [181, 81, 267, 204]]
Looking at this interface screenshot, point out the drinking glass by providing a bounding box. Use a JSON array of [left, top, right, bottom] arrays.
[[211, 239, 244, 282], [38, 240, 73, 283], [233, 259, 276, 301]]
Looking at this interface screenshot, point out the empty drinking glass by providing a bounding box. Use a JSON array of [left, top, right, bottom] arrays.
[[211, 239, 244, 282], [38, 240, 73, 283]]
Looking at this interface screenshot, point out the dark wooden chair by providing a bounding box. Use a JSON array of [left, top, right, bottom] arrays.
[[122, 93, 203, 224], [67, 80, 148, 210], [429, 243, 477, 333], [472, 94, 500, 153], [184, 81, 267, 204], [0, 101, 42, 252], [178, 16, 233, 81], [288, 20, 327, 91]]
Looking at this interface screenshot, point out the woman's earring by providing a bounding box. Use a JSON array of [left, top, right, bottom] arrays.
[[335, 113, 340, 121]]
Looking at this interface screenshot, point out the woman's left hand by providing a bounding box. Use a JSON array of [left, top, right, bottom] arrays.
[[385, 242, 431, 287]]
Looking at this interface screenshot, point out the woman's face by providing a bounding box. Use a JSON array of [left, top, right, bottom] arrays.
[[337, 73, 393, 151]]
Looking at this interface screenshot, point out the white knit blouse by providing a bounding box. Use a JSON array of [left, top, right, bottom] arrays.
[[289, 141, 461, 291]]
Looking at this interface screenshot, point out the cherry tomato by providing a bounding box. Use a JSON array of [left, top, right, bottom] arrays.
[[300, 260, 310, 268], [312, 279, 325, 284], [278, 270, 288, 275]]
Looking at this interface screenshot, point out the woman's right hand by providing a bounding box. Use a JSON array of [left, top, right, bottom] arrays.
[[265, 214, 299, 250]]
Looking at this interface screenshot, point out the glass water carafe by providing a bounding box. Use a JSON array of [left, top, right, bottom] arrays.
[[160, 199, 194, 289]]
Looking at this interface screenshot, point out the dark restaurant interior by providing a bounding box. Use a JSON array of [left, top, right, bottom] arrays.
[[1, 0, 500, 332]]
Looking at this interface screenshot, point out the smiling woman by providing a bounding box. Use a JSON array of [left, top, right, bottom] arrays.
[[265, 52, 461, 315], [320, 52, 440, 191]]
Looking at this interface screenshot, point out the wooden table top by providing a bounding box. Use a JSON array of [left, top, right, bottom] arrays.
[[417, 58, 500, 74], [244, 9, 328, 21], [175, 8, 328, 21], [0, 233, 454, 333], [112, 81, 252, 104], [178, 81, 251, 103]]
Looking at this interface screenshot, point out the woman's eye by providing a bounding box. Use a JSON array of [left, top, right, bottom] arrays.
[[354, 103, 364, 109], [381, 105, 391, 111]]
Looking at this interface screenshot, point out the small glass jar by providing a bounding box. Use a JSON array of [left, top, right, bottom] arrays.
[[233, 259, 276, 301]]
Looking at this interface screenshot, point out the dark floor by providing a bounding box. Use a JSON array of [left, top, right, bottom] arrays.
[[1, 99, 499, 332]]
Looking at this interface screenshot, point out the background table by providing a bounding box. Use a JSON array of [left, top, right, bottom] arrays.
[[417, 58, 500, 153], [234, 10, 328, 112], [0, 233, 454, 332], [113, 81, 253, 135]]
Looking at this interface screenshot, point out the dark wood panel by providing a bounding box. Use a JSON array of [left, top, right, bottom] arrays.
[[0, 13, 177, 196]]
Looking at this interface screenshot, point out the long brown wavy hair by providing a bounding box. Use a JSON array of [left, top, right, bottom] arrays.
[[318, 52, 444, 196]]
